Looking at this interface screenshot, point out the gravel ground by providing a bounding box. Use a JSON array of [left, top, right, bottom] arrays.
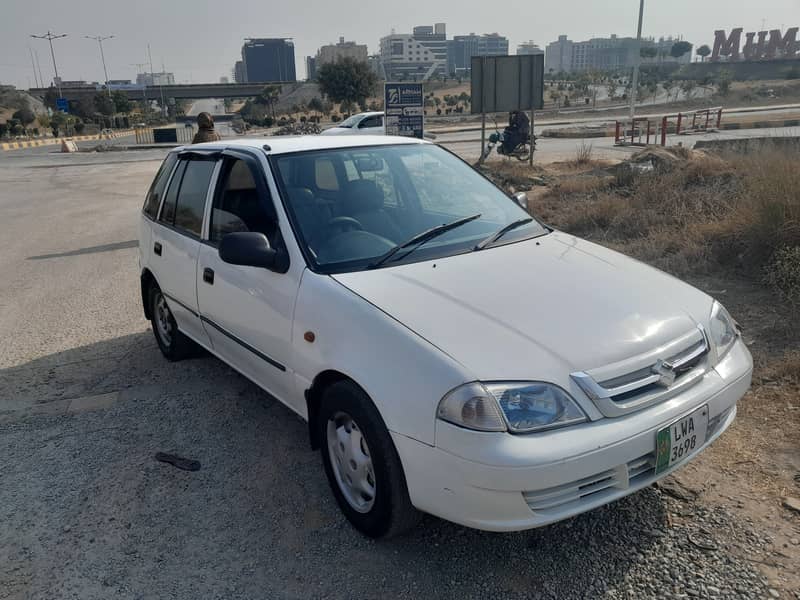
[[0, 337, 775, 599], [0, 148, 790, 600]]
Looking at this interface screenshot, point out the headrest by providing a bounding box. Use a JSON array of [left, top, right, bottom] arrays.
[[342, 179, 384, 214], [226, 160, 256, 191], [286, 187, 315, 205]]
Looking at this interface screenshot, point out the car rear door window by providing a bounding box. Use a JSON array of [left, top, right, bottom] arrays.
[[173, 160, 216, 237]]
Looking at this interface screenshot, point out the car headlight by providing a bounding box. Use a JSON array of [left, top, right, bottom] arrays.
[[709, 301, 739, 363], [437, 381, 587, 433]]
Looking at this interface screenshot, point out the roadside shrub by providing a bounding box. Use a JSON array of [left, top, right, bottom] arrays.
[[569, 142, 594, 167], [331, 114, 340, 122], [764, 246, 800, 306]]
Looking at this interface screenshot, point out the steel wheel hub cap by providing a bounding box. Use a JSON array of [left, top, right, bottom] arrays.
[[327, 411, 376, 513], [155, 294, 173, 346]]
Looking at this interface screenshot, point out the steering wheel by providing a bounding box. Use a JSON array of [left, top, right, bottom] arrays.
[[327, 216, 364, 235]]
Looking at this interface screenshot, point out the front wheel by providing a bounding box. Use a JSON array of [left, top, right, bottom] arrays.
[[319, 381, 420, 538]]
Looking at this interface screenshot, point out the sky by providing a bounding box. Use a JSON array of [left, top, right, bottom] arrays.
[[1, 0, 799, 88]]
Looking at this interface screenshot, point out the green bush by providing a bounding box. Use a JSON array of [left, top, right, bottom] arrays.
[[764, 246, 800, 306]]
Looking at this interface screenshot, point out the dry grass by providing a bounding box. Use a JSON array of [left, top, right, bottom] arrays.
[[568, 142, 594, 168], [525, 147, 800, 288]]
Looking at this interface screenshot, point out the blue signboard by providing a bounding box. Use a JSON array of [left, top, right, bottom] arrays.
[[384, 83, 424, 139], [56, 98, 69, 113]]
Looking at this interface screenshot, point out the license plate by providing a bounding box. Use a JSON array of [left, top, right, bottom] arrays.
[[655, 405, 709, 474]]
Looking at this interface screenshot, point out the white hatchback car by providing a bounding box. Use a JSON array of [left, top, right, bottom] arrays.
[[320, 111, 384, 136], [139, 136, 752, 538]]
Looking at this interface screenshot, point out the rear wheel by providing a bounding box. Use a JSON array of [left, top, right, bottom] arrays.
[[319, 380, 420, 538], [148, 284, 195, 361]]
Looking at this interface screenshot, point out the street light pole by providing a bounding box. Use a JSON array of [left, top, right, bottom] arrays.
[[85, 35, 114, 93], [629, 0, 645, 121], [30, 31, 67, 97]]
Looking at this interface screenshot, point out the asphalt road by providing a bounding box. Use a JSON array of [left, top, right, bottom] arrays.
[[0, 136, 784, 600]]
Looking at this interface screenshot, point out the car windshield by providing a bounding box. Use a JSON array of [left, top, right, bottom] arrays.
[[337, 115, 363, 128], [272, 144, 548, 274]]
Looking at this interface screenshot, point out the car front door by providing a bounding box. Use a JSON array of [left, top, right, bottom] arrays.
[[196, 150, 301, 410], [150, 153, 218, 347]]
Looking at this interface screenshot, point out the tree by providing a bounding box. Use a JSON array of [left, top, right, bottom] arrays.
[[606, 79, 618, 99], [681, 79, 697, 100], [716, 69, 733, 96], [671, 41, 693, 59], [316, 57, 378, 112], [308, 96, 324, 115], [640, 46, 658, 60], [111, 90, 132, 113], [93, 92, 115, 117], [43, 87, 59, 111], [696, 45, 712, 62], [257, 85, 282, 119], [12, 108, 35, 131]]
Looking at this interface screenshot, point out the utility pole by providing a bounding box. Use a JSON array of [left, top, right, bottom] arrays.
[[28, 47, 40, 88], [148, 44, 166, 116], [30, 31, 67, 97], [85, 35, 114, 93], [629, 0, 645, 121], [132, 62, 149, 116]]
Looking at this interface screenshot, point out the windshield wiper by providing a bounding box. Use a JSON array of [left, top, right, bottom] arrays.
[[368, 213, 482, 269], [474, 217, 534, 251]]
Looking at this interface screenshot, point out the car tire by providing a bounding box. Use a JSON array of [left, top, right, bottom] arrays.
[[319, 380, 421, 539], [148, 283, 195, 361]]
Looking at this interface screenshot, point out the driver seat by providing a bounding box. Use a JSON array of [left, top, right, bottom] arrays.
[[341, 180, 402, 242]]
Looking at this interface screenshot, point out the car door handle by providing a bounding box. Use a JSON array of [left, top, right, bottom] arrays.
[[153, 242, 162, 256], [203, 268, 214, 285]]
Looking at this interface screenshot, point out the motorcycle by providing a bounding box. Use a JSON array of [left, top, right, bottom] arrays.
[[481, 118, 536, 162]]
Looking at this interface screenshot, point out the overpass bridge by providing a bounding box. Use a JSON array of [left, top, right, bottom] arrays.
[[27, 82, 293, 102]]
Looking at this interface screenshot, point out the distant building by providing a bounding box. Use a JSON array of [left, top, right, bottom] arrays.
[[380, 23, 448, 81], [234, 60, 246, 83], [53, 78, 92, 88], [516, 41, 544, 56], [368, 54, 386, 79], [219, 76, 229, 84], [306, 56, 317, 80], [447, 33, 509, 76], [241, 38, 296, 82], [545, 34, 690, 73], [136, 72, 175, 86], [317, 37, 369, 66]]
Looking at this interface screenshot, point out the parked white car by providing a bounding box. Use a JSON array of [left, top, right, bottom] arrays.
[[139, 136, 752, 538], [320, 111, 384, 136]]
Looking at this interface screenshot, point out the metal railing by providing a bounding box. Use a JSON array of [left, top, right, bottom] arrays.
[[615, 108, 724, 147]]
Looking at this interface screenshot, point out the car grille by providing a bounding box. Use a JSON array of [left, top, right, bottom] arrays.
[[571, 326, 710, 417], [522, 453, 656, 513]]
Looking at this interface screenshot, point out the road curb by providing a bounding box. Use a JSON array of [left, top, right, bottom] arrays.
[[1, 129, 135, 152]]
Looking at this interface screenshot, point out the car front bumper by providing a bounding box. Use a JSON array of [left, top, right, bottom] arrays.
[[392, 340, 752, 532]]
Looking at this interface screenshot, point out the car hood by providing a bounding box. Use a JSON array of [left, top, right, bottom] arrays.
[[331, 232, 713, 379]]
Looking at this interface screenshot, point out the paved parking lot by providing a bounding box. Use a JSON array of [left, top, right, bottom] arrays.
[[0, 149, 777, 599]]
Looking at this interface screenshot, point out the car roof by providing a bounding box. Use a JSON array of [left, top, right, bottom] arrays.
[[181, 135, 427, 155]]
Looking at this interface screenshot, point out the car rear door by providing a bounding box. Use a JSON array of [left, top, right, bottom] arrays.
[[150, 152, 219, 347]]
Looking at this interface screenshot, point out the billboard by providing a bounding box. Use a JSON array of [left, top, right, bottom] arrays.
[[471, 54, 544, 114], [384, 82, 424, 139], [712, 27, 799, 61]]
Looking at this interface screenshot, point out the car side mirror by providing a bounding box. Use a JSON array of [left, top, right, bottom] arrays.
[[513, 191, 529, 211], [219, 232, 289, 273]]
